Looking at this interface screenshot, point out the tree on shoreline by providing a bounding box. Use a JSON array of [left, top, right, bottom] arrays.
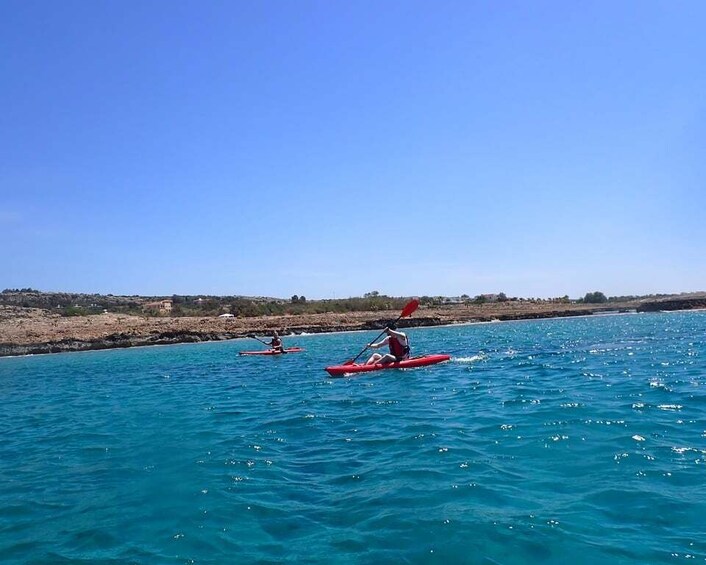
[[581, 291, 608, 304]]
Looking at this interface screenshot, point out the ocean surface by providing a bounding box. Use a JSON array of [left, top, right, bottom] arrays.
[[1, 311, 705, 564]]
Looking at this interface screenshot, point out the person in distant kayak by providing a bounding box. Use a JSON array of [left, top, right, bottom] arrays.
[[365, 322, 410, 365], [269, 330, 285, 353]]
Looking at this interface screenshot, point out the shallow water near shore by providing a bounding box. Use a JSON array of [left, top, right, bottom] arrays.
[[1, 311, 705, 564]]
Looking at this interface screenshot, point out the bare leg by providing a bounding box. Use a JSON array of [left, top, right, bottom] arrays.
[[366, 353, 383, 365], [372, 353, 396, 365]]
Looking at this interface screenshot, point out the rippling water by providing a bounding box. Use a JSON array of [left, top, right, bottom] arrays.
[[1, 312, 705, 564]]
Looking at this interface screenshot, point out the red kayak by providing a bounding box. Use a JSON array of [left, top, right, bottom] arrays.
[[325, 354, 451, 377], [239, 348, 305, 356]]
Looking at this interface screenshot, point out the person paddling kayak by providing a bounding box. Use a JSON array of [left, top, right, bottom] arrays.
[[365, 322, 410, 365], [269, 330, 285, 353]]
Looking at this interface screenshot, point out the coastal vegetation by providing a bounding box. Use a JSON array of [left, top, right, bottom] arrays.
[[579, 291, 608, 304], [0, 288, 683, 318]]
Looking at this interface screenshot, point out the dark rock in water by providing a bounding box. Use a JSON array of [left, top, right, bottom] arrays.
[[0, 331, 245, 357], [363, 317, 443, 330], [637, 294, 706, 313]]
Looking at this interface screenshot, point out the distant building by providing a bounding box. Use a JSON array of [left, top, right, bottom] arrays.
[[142, 299, 173, 314]]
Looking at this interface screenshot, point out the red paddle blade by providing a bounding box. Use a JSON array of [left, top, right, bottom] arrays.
[[401, 298, 420, 318]]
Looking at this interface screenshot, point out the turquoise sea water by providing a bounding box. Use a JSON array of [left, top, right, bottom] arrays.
[[1, 311, 705, 564]]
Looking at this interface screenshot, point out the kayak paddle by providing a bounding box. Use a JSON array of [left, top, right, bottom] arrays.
[[247, 334, 271, 346], [343, 298, 420, 365]]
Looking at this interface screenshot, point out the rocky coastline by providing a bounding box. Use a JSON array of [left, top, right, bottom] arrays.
[[1, 293, 704, 358]]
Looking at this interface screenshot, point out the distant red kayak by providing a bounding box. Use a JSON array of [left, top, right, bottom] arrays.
[[325, 354, 451, 377], [239, 348, 305, 356]]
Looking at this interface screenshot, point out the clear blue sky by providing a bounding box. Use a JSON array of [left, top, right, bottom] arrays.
[[2, 1, 704, 299]]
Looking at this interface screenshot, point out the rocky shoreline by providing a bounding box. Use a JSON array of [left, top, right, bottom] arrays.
[[1, 294, 704, 358]]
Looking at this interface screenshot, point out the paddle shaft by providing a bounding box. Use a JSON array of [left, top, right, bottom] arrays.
[[248, 334, 271, 346]]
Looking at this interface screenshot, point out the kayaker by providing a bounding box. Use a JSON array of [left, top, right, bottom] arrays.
[[365, 322, 410, 365], [269, 330, 285, 353]]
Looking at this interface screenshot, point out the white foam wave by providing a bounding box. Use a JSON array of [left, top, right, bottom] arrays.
[[454, 354, 487, 363]]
